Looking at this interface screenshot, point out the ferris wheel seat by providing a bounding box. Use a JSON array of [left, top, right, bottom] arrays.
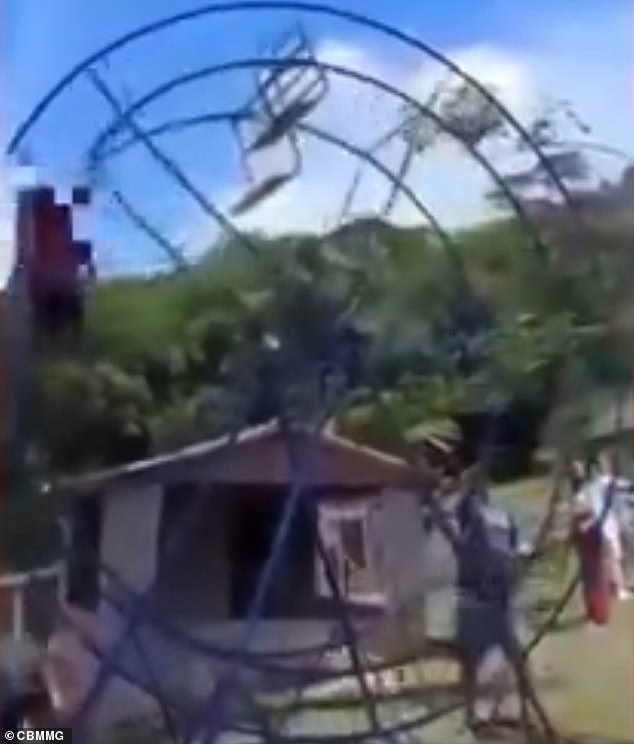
[[230, 173, 295, 216], [248, 96, 322, 152]]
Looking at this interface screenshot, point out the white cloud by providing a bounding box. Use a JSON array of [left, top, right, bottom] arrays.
[[197, 6, 631, 243], [202, 45, 524, 239]]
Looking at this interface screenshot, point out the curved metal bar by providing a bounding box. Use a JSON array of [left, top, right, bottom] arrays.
[[97, 112, 245, 161], [91, 113, 228, 271], [550, 140, 633, 165], [85, 57, 552, 263], [335, 104, 433, 223], [94, 561, 456, 689], [96, 113, 464, 280], [5, 1, 583, 241], [92, 110, 463, 271], [110, 189, 188, 270], [87, 68, 263, 260], [69, 608, 464, 744]]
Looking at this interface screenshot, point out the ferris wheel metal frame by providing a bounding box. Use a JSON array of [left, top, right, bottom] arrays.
[[4, 4, 625, 744]]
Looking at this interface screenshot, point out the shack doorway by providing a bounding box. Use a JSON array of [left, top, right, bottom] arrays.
[[228, 486, 313, 618]]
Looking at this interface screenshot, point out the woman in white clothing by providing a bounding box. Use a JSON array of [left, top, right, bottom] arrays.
[[575, 451, 631, 600]]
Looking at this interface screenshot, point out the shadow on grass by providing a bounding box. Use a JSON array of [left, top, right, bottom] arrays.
[[273, 675, 564, 714], [468, 719, 634, 744]]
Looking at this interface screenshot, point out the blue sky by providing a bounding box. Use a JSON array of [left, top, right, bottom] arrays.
[[2, 0, 633, 278], [5, 0, 628, 127]]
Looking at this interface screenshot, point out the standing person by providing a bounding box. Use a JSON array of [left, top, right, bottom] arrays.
[[454, 470, 519, 729], [452, 465, 554, 737], [423, 466, 460, 533], [570, 503, 610, 625], [575, 450, 632, 601]]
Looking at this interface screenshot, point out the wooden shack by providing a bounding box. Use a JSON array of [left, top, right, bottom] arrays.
[[54, 421, 436, 723]]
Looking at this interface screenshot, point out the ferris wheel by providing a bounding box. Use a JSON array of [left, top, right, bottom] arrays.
[[3, 4, 626, 743]]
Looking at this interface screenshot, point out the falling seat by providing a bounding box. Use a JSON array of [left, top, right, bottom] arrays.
[[229, 23, 329, 216], [230, 172, 296, 217], [249, 23, 329, 150], [229, 112, 302, 217]]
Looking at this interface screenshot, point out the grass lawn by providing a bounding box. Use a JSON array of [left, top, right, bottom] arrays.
[[534, 598, 634, 742], [491, 474, 555, 524]]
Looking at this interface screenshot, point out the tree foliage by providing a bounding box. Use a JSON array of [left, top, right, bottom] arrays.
[[19, 183, 630, 484]]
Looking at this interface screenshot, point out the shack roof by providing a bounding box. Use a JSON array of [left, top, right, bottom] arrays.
[[57, 421, 415, 497]]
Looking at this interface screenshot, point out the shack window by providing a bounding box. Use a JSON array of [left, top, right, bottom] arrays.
[[316, 504, 375, 598], [340, 518, 367, 570]]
